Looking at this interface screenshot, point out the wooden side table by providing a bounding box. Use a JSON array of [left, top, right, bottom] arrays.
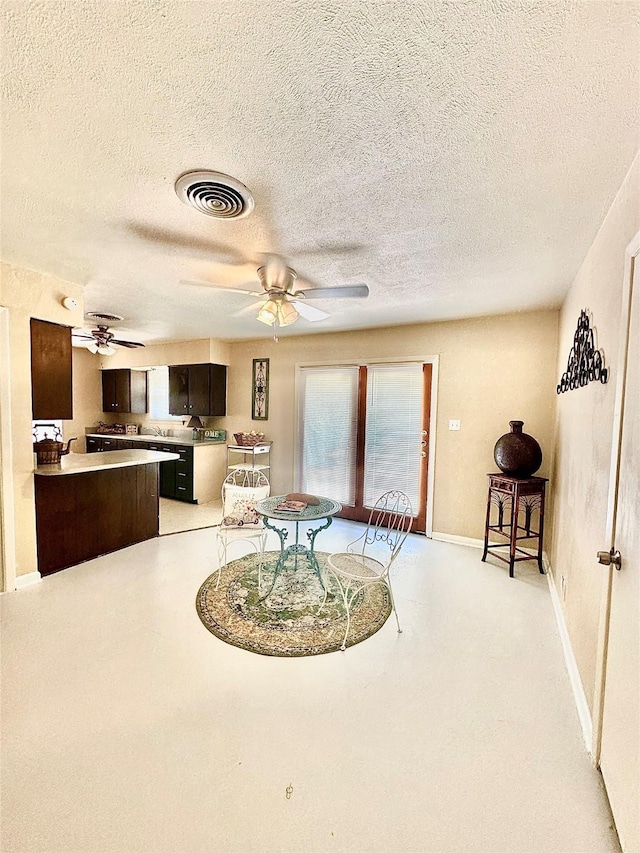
[[481, 474, 548, 577]]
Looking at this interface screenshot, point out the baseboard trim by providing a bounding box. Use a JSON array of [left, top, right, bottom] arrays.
[[14, 571, 42, 590], [545, 559, 593, 755], [433, 533, 592, 755], [431, 532, 484, 549]]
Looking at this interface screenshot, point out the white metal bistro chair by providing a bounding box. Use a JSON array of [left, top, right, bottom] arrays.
[[327, 490, 413, 650], [215, 468, 270, 592]]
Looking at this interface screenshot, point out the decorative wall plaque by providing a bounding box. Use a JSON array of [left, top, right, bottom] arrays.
[[252, 358, 269, 420], [557, 309, 609, 394]]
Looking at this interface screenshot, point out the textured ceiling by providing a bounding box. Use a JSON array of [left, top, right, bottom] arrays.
[[1, 0, 639, 343]]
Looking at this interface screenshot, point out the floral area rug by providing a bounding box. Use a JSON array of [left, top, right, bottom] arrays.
[[196, 551, 392, 656]]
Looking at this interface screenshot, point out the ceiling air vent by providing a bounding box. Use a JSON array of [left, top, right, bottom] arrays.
[[174, 170, 254, 220], [85, 312, 124, 323]]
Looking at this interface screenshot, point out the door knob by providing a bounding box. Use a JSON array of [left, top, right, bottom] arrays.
[[597, 548, 622, 570], [420, 451, 426, 458]]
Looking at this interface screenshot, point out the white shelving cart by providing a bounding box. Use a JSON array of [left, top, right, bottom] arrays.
[[226, 442, 272, 478]]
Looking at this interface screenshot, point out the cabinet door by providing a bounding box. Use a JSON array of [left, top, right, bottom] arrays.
[[101, 370, 117, 412], [100, 436, 117, 452], [136, 463, 159, 541], [129, 370, 148, 414], [159, 445, 176, 497], [30, 319, 73, 420], [208, 364, 227, 416], [114, 369, 131, 412], [168, 365, 190, 415], [187, 364, 210, 415], [86, 436, 102, 453]]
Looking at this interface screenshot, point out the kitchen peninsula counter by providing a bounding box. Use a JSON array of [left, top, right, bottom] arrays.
[[34, 449, 179, 576], [35, 449, 179, 476]]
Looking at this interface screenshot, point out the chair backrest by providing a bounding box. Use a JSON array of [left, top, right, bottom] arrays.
[[223, 468, 269, 492], [349, 490, 413, 572], [221, 468, 270, 509]]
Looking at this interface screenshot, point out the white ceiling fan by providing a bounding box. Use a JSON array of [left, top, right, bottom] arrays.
[[181, 252, 369, 329]]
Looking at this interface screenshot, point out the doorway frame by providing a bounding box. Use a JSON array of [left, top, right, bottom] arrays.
[[0, 307, 17, 592], [591, 229, 640, 763], [294, 355, 439, 537]]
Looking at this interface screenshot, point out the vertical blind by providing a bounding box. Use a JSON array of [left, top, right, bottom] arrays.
[[299, 367, 359, 504], [363, 363, 423, 510]]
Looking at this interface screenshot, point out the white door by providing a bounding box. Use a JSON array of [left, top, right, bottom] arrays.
[[598, 247, 639, 852]]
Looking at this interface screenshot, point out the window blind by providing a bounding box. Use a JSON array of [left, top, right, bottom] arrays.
[[299, 367, 359, 505], [363, 363, 423, 510], [147, 367, 182, 421]]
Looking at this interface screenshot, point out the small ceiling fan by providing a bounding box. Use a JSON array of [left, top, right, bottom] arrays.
[[181, 252, 369, 329], [72, 323, 145, 356]]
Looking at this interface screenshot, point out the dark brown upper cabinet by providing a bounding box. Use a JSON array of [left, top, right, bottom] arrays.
[[30, 318, 73, 420], [101, 369, 148, 414], [168, 363, 226, 416]]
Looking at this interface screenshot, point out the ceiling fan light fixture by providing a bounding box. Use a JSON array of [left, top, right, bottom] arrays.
[[97, 343, 116, 356], [87, 342, 99, 354], [257, 300, 278, 326], [278, 300, 299, 326]]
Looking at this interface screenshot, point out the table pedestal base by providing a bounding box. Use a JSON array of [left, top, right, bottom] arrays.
[[259, 515, 333, 600]]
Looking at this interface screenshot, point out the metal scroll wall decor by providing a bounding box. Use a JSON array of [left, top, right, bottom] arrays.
[[557, 309, 609, 394], [252, 358, 269, 420]]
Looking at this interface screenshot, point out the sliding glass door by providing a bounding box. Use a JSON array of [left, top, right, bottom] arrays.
[[297, 362, 431, 531]]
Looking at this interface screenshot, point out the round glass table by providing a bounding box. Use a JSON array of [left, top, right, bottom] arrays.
[[255, 495, 342, 599]]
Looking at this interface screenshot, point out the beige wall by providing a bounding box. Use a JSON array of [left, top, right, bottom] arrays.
[[0, 262, 85, 579], [64, 347, 104, 452], [100, 337, 230, 370], [227, 310, 559, 539], [550, 153, 640, 713]]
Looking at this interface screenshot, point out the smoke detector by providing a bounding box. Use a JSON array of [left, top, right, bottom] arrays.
[[175, 170, 254, 220], [85, 311, 124, 323]]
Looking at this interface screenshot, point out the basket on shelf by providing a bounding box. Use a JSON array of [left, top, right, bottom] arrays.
[[233, 432, 266, 446]]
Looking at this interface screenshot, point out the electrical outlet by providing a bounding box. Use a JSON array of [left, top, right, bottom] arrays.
[[448, 419, 461, 431]]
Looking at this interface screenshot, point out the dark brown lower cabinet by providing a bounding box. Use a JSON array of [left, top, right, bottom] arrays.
[[34, 463, 159, 575]]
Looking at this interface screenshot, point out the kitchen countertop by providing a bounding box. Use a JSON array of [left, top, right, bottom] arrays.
[[35, 449, 180, 476], [86, 433, 226, 448]]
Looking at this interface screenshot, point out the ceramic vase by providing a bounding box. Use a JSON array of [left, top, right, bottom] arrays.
[[494, 420, 542, 478]]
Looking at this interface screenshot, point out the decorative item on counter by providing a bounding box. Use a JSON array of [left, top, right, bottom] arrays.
[[33, 425, 77, 464], [252, 358, 269, 420], [186, 414, 205, 440], [494, 420, 542, 478], [233, 431, 268, 446], [94, 422, 139, 435], [557, 308, 609, 394]]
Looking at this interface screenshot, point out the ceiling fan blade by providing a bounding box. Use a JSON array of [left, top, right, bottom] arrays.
[[231, 299, 269, 319], [290, 300, 330, 322], [295, 284, 370, 299], [179, 279, 263, 296], [110, 339, 145, 348], [72, 333, 95, 341]]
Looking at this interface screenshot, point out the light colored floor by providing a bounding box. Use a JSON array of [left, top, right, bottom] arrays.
[[159, 496, 223, 535], [1, 522, 618, 853]]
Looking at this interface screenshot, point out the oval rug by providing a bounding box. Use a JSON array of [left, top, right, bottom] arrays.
[[195, 551, 392, 656]]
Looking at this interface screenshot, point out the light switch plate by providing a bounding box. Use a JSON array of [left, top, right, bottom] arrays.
[[449, 419, 461, 431]]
